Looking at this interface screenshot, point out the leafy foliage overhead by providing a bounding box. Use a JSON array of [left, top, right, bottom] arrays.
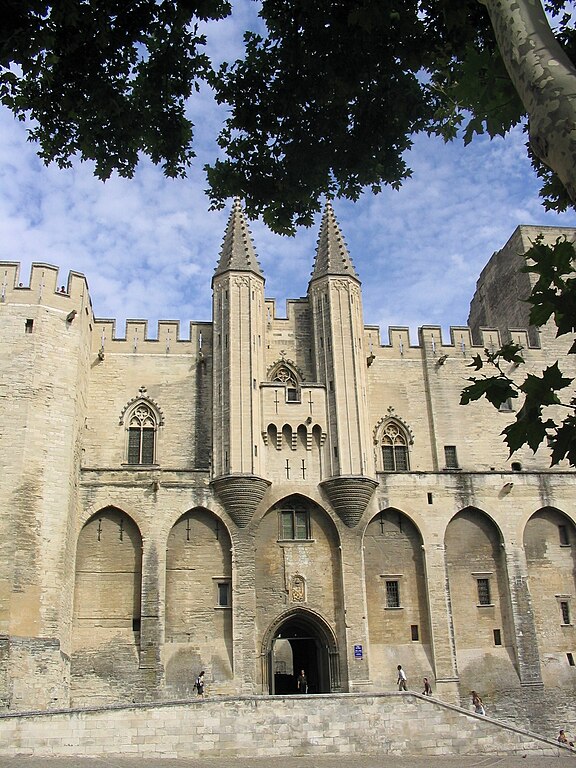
[[0, 0, 231, 180], [2, 0, 576, 231], [461, 237, 576, 467]]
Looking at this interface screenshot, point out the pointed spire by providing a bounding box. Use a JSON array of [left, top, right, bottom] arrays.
[[213, 198, 263, 280], [310, 201, 359, 283]]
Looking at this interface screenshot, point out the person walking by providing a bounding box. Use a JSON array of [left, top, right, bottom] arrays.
[[471, 690, 485, 715], [195, 670, 206, 698], [422, 677, 432, 695], [297, 669, 308, 693], [558, 729, 574, 746], [397, 665, 408, 691]]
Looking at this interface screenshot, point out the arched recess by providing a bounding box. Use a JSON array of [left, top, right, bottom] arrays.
[[444, 507, 515, 690], [164, 508, 233, 696], [254, 494, 344, 691], [363, 509, 431, 688], [524, 507, 576, 686], [71, 508, 142, 703], [261, 607, 340, 694]]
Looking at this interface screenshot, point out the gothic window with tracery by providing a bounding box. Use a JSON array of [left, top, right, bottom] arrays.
[[272, 364, 300, 403], [127, 403, 157, 464], [381, 421, 409, 471]]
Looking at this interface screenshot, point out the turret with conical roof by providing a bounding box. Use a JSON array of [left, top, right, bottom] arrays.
[[308, 202, 376, 525], [310, 201, 360, 283], [213, 198, 264, 281], [210, 200, 269, 527]]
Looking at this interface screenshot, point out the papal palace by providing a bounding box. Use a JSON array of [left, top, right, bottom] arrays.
[[1, 200, 575, 735]]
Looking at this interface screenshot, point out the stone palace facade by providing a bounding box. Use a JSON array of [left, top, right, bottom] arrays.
[[1, 201, 575, 733]]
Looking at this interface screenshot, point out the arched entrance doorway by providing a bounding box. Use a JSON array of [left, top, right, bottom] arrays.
[[262, 608, 340, 695]]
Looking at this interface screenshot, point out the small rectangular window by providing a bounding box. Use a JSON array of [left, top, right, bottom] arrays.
[[444, 445, 459, 469], [382, 445, 409, 472], [280, 509, 310, 540], [394, 445, 409, 471], [427, 493, 433, 505], [25, 318, 34, 333], [411, 624, 419, 641], [477, 578, 491, 605], [217, 582, 231, 607], [559, 525, 570, 546], [132, 618, 141, 633], [382, 445, 395, 471], [127, 428, 141, 464], [141, 429, 155, 464], [561, 601, 571, 625], [286, 388, 300, 402], [493, 629, 502, 646], [567, 653, 575, 666], [386, 580, 400, 608]]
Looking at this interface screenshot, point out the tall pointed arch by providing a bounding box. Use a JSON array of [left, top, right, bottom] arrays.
[[119, 388, 163, 465], [374, 414, 413, 472]]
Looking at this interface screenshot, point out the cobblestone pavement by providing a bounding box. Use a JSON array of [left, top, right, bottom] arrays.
[[0, 755, 574, 768]]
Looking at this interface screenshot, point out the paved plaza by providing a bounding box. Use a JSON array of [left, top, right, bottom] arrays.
[[0, 754, 574, 768]]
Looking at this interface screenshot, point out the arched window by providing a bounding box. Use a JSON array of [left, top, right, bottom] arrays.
[[381, 421, 409, 471], [271, 363, 300, 403], [127, 403, 157, 464]]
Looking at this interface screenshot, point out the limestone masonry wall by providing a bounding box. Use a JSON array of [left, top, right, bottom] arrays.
[[1, 212, 576, 742]]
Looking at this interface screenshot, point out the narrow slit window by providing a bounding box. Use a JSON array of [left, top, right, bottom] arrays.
[[493, 629, 502, 646], [561, 601, 571, 625], [216, 582, 231, 608]]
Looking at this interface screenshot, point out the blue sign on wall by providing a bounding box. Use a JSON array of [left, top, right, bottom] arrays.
[[354, 644, 363, 659]]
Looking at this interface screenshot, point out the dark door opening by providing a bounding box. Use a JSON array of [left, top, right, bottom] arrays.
[[268, 612, 335, 694]]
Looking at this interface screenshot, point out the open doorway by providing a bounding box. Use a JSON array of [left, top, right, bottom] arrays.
[[264, 608, 340, 695]]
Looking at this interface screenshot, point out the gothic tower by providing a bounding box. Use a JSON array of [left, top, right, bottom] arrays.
[[210, 200, 270, 526], [308, 202, 377, 526]]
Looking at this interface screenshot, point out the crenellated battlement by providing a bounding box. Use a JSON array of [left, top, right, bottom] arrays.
[[0, 260, 540, 359], [364, 324, 537, 362], [0, 261, 92, 315], [94, 318, 211, 354]]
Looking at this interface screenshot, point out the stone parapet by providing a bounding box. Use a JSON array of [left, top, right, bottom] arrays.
[[0, 693, 567, 759]]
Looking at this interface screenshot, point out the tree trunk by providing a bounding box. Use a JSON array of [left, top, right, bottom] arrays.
[[480, 0, 576, 202]]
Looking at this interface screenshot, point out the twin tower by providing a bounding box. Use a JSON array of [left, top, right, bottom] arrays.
[[210, 198, 377, 527]]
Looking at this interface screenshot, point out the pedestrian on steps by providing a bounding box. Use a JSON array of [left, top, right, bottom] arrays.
[[397, 664, 407, 691]]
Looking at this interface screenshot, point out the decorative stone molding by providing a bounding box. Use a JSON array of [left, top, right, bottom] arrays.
[[290, 575, 306, 603], [267, 358, 305, 383], [373, 409, 414, 445], [321, 475, 378, 528], [119, 386, 165, 426], [211, 474, 271, 528]]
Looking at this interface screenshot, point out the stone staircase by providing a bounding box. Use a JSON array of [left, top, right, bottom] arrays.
[[0, 692, 570, 759]]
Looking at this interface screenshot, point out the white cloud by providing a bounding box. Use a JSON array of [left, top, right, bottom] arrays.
[[2, 21, 576, 345]]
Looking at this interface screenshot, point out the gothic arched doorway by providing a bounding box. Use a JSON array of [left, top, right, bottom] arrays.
[[262, 608, 340, 695]]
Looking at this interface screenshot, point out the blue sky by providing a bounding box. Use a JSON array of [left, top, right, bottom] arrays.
[[1, 4, 576, 344]]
